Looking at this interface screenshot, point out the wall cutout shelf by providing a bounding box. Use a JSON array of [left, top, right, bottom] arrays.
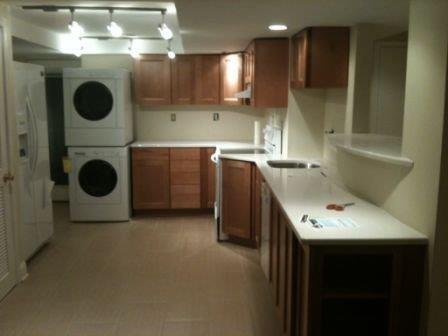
[[327, 134, 414, 168]]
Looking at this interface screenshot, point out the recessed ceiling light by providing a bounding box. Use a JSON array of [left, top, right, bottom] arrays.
[[268, 24, 288, 31]]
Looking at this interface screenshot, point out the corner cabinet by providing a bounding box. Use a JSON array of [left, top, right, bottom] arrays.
[[221, 159, 262, 246], [244, 38, 289, 108], [291, 27, 350, 89], [134, 54, 171, 105]]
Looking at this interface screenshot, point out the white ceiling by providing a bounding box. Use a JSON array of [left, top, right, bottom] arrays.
[[7, 0, 410, 55]]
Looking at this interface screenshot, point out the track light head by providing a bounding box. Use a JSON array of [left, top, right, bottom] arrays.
[[68, 9, 84, 37], [107, 10, 123, 37]]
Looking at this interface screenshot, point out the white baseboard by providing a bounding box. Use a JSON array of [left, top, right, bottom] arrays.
[[52, 185, 69, 201]]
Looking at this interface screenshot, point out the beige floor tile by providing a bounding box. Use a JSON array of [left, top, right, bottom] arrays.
[[161, 320, 209, 336], [0, 203, 281, 336], [66, 322, 117, 336]]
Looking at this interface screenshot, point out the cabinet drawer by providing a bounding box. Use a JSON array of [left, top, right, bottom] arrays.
[[132, 148, 169, 160], [171, 185, 200, 208], [170, 148, 200, 160]]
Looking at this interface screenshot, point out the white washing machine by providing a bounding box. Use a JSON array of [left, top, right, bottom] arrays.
[[68, 146, 130, 222], [63, 68, 133, 146]]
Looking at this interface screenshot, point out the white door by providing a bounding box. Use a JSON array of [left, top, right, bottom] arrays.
[[0, 25, 17, 300]]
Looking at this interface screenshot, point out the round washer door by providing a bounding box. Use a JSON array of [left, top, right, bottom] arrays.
[[78, 159, 118, 197], [73, 81, 114, 121]]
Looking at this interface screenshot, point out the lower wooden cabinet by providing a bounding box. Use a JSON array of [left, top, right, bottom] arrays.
[[221, 159, 252, 239], [221, 159, 262, 246], [131, 148, 170, 209], [268, 195, 426, 336], [132, 147, 215, 210]]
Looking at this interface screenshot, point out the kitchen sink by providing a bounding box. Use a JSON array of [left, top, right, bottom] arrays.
[[267, 160, 320, 169]]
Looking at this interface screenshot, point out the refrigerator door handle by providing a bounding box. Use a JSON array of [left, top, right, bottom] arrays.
[[26, 95, 39, 174]]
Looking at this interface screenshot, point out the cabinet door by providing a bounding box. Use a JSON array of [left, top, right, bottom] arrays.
[[220, 53, 243, 105], [252, 167, 262, 247], [134, 55, 171, 105], [195, 55, 220, 104], [270, 198, 280, 303], [291, 30, 308, 89], [278, 213, 288, 332], [221, 159, 252, 239], [171, 55, 195, 105], [200, 148, 216, 209], [132, 148, 170, 209]]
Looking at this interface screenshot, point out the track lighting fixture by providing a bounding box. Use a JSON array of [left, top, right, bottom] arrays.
[[107, 9, 123, 37], [158, 12, 173, 40], [68, 9, 84, 37], [167, 40, 175, 59], [128, 39, 140, 59]]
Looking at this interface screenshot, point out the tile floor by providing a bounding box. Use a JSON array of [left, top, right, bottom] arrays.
[[0, 203, 282, 336]]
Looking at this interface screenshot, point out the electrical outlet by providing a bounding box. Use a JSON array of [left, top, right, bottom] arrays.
[[213, 113, 220, 121], [171, 113, 176, 122]]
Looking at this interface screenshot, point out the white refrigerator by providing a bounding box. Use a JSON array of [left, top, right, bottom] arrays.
[[14, 62, 54, 261]]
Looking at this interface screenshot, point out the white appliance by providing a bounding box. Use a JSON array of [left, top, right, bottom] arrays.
[[14, 62, 54, 260], [260, 182, 271, 279], [212, 125, 282, 241], [63, 68, 133, 147], [68, 146, 130, 222]]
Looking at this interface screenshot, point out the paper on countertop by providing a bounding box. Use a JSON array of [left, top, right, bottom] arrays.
[[310, 217, 359, 229]]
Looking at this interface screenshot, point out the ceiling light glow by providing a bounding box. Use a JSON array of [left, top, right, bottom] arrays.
[[129, 39, 140, 59], [268, 24, 288, 31], [68, 10, 84, 37], [167, 48, 176, 59], [158, 23, 173, 40], [107, 10, 123, 37]]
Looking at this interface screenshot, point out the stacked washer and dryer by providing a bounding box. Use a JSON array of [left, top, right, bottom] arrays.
[[64, 69, 133, 222]]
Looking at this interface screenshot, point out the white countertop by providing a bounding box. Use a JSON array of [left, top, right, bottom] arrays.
[[219, 153, 427, 245], [327, 133, 414, 167], [131, 140, 264, 150]]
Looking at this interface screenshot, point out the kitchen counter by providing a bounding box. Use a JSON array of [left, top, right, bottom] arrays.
[[131, 140, 264, 150], [219, 153, 427, 245]]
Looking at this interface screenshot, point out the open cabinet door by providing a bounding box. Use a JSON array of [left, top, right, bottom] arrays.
[[0, 22, 17, 300]]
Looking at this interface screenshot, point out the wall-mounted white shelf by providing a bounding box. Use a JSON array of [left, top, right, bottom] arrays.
[[327, 133, 414, 168]]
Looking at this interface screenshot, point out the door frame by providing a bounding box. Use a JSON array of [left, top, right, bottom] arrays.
[[0, 4, 26, 292]]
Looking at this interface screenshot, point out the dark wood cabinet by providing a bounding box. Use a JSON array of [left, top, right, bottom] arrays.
[[171, 55, 195, 105], [134, 55, 171, 105], [268, 194, 426, 336], [131, 148, 170, 209], [170, 148, 201, 209], [221, 159, 263, 245], [195, 54, 220, 105], [132, 147, 216, 210], [220, 53, 243, 105], [201, 147, 216, 209], [291, 27, 350, 89], [244, 38, 289, 108], [221, 159, 252, 240]]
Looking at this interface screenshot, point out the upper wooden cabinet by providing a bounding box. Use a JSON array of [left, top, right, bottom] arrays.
[[291, 27, 350, 89], [195, 55, 220, 105], [220, 53, 243, 106], [244, 38, 289, 108], [134, 55, 171, 105], [171, 55, 195, 105]]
